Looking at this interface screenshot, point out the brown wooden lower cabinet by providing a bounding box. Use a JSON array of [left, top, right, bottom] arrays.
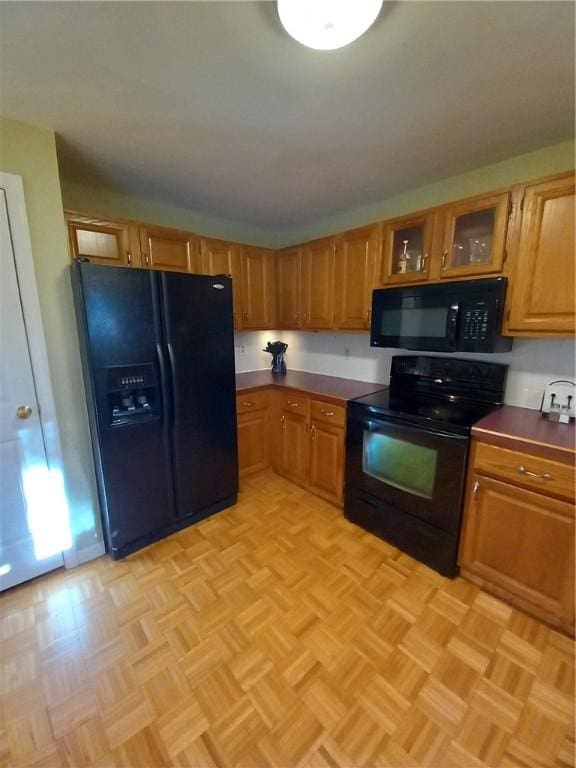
[[237, 387, 345, 505], [236, 392, 269, 476], [276, 410, 309, 485], [308, 419, 344, 504], [459, 439, 575, 634]]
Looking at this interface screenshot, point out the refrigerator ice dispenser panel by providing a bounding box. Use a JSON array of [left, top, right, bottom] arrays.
[[106, 363, 159, 426]]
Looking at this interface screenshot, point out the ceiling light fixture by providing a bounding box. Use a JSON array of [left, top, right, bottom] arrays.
[[278, 0, 383, 51]]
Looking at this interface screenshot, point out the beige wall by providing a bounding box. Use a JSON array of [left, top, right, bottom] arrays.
[[274, 139, 576, 245], [61, 140, 575, 249], [61, 179, 279, 248], [0, 117, 102, 557]]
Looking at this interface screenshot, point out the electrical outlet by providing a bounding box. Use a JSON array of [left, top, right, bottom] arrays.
[[239, 344, 246, 354], [344, 346, 350, 358]]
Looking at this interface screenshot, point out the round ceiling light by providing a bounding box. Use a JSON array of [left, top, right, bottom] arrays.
[[278, 0, 383, 51]]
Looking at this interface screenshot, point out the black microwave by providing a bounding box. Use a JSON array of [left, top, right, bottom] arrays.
[[370, 277, 513, 353]]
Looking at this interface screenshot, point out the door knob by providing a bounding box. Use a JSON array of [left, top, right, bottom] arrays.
[[16, 405, 32, 420]]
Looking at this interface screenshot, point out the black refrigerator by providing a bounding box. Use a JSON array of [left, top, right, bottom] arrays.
[[71, 261, 238, 559]]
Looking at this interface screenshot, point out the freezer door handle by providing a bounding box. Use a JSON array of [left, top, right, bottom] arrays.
[[156, 343, 173, 429], [166, 342, 177, 427]]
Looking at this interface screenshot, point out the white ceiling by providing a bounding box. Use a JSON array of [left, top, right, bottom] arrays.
[[0, 1, 574, 228]]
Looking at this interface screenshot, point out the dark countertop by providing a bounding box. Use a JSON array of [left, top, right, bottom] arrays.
[[472, 405, 576, 463], [235, 370, 386, 405]]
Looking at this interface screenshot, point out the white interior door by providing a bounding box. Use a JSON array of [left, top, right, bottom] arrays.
[[0, 189, 65, 591]]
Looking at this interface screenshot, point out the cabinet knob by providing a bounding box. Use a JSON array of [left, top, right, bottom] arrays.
[[144, 253, 150, 267], [320, 409, 334, 417], [280, 415, 285, 430], [16, 405, 32, 420], [242, 401, 256, 407], [310, 424, 316, 441], [287, 401, 299, 407], [441, 251, 448, 270], [126, 251, 132, 266], [420, 253, 428, 272]]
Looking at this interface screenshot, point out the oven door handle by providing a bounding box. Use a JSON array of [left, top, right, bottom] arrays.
[[446, 301, 460, 351], [347, 411, 469, 443]]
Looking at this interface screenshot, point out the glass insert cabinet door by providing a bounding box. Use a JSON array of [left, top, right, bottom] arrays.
[[380, 212, 434, 284], [440, 192, 510, 277]]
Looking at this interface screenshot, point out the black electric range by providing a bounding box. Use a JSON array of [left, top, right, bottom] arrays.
[[344, 355, 507, 577]]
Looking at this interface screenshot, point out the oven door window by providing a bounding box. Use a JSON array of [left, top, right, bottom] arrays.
[[362, 431, 437, 499]]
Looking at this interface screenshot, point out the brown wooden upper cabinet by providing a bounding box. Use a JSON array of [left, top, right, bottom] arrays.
[[379, 211, 435, 285], [276, 246, 302, 329], [139, 225, 199, 273], [66, 212, 141, 268], [506, 173, 575, 336], [335, 225, 381, 330], [240, 246, 276, 329], [439, 192, 510, 278], [200, 237, 242, 329], [301, 237, 336, 330]]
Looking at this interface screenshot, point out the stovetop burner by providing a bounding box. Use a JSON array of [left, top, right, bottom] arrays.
[[349, 389, 499, 435], [348, 355, 508, 435]]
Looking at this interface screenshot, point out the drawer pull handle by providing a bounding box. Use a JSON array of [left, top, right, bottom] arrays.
[[280, 415, 285, 430], [320, 409, 335, 416], [242, 401, 256, 407], [517, 465, 553, 480], [310, 424, 316, 441], [287, 401, 299, 407]]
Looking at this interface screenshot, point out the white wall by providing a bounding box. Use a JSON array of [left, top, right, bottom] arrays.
[[235, 331, 575, 411]]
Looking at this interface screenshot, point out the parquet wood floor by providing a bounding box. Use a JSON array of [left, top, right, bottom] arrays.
[[1, 470, 574, 768]]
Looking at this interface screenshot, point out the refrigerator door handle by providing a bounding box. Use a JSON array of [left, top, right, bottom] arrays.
[[156, 342, 173, 429], [166, 342, 177, 427]]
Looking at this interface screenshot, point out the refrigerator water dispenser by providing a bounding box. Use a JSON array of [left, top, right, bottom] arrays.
[[106, 363, 159, 425]]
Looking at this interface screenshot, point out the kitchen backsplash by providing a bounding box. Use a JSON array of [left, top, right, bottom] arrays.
[[234, 330, 575, 411]]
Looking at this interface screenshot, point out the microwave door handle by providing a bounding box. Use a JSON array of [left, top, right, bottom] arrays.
[[447, 302, 459, 350]]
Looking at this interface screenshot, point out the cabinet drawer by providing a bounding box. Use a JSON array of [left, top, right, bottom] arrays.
[[236, 390, 268, 413], [279, 393, 309, 414], [310, 399, 346, 428], [474, 442, 575, 502]]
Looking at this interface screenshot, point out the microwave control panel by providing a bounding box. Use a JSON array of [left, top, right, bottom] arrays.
[[462, 307, 490, 342], [458, 291, 511, 352]]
